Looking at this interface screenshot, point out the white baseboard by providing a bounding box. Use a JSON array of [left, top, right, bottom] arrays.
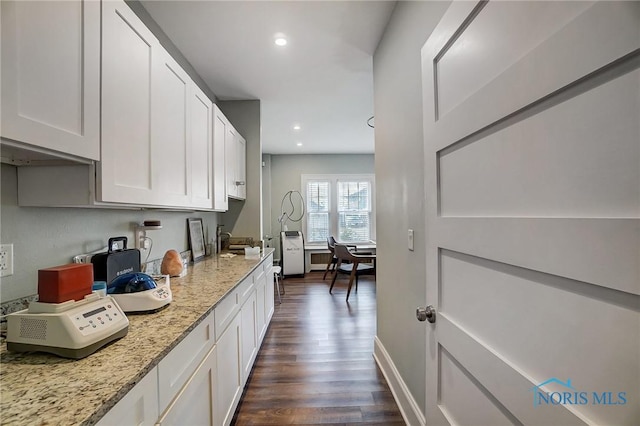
[[373, 336, 426, 426]]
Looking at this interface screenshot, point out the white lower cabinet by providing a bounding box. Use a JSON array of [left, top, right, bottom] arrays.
[[264, 254, 275, 325], [97, 255, 273, 426], [240, 291, 258, 384], [157, 345, 218, 426], [215, 312, 243, 426], [96, 368, 159, 426], [255, 273, 267, 344], [157, 312, 216, 411]]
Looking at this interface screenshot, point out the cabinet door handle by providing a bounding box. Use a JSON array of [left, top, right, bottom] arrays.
[[235, 181, 245, 186]]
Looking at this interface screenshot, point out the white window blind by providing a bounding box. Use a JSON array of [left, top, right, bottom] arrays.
[[302, 175, 375, 244], [338, 181, 371, 242], [306, 181, 330, 243]]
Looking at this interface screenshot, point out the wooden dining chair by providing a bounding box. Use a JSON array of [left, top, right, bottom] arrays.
[[323, 236, 358, 280], [323, 236, 338, 280], [330, 243, 376, 301]]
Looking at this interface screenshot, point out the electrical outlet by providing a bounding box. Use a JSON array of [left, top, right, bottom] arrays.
[[0, 244, 14, 277]]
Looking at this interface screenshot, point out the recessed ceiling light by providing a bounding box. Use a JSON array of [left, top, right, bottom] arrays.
[[296, 142, 303, 147], [293, 125, 301, 131], [274, 34, 287, 46]]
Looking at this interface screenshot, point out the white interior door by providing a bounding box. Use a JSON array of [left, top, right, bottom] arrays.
[[421, 2, 639, 425]]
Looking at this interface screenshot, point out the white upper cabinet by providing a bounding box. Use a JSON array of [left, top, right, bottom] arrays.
[[11, 0, 216, 210], [225, 124, 238, 199], [101, 0, 213, 209], [225, 123, 246, 201], [189, 85, 213, 209], [1, 0, 100, 160], [235, 134, 247, 200], [152, 48, 191, 207], [100, 0, 158, 205], [212, 105, 229, 211]]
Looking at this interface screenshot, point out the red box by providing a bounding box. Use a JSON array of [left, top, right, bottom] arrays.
[[38, 263, 94, 303]]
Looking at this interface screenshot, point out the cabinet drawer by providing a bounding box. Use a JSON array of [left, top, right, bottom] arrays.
[[158, 311, 215, 412], [264, 254, 274, 271], [256, 264, 266, 282], [237, 273, 255, 305], [214, 290, 239, 339]]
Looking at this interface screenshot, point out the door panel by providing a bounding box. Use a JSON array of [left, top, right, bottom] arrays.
[[439, 70, 639, 218], [439, 249, 638, 409], [438, 347, 519, 426], [422, 2, 640, 425], [432, 1, 640, 149], [436, 1, 593, 119]]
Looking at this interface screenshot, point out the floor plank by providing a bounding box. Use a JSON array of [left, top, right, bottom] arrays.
[[231, 272, 405, 425]]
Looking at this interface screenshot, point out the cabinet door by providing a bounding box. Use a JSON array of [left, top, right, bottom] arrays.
[[100, 0, 158, 204], [255, 272, 267, 344], [225, 126, 238, 198], [152, 48, 191, 207], [216, 313, 242, 426], [235, 134, 247, 199], [190, 85, 213, 209], [240, 291, 257, 385], [212, 106, 229, 211], [264, 258, 275, 323], [96, 368, 158, 426], [157, 345, 217, 426], [1, 0, 100, 160], [158, 311, 215, 413]]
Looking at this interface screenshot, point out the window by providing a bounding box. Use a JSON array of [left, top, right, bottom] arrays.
[[302, 174, 375, 244], [306, 180, 330, 243]]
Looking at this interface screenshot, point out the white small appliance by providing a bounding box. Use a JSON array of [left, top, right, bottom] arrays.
[[6, 293, 129, 359], [107, 274, 172, 313], [281, 231, 305, 276]]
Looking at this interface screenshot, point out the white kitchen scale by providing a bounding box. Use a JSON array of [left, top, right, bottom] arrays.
[[6, 293, 129, 359]]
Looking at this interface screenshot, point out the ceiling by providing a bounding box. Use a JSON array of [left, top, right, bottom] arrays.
[[139, 0, 396, 155]]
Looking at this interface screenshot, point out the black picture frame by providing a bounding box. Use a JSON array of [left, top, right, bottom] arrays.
[[187, 218, 206, 262]]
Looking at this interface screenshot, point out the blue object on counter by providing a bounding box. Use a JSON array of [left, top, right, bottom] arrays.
[[107, 273, 157, 294], [92, 281, 107, 297]]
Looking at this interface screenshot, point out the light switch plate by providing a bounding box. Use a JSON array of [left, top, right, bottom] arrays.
[[408, 229, 414, 251]]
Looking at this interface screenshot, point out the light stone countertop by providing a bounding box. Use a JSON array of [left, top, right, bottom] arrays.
[[0, 248, 274, 426]]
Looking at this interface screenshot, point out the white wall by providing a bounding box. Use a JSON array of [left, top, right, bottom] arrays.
[[267, 154, 374, 260], [0, 164, 219, 303], [373, 0, 451, 418]]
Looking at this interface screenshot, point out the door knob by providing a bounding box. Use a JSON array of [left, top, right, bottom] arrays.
[[416, 305, 436, 323]]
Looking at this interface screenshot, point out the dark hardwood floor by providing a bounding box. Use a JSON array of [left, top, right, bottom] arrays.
[[231, 271, 405, 425]]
